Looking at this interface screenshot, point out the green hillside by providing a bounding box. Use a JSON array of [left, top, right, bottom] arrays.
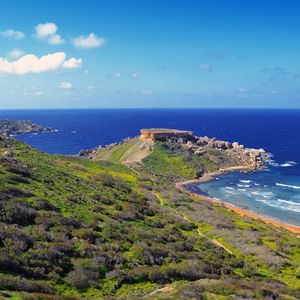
[[0, 135, 299, 299]]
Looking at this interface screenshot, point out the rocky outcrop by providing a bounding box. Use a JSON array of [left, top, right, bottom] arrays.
[[168, 134, 267, 170], [140, 128, 193, 142], [80, 128, 268, 171], [0, 120, 53, 136]]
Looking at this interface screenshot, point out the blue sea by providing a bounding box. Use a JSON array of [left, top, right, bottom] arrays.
[[0, 109, 299, 227]]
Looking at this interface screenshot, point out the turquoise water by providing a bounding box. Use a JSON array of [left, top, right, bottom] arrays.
[[187, 167, 300, 227]]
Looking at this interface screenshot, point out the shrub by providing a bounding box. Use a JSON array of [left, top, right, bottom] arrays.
[[33, 198, 59, 212], [0, 276, 54, 293], [65, 261, 100, 289], [1, 200, 36, 225], [6, 165, 33, 178]]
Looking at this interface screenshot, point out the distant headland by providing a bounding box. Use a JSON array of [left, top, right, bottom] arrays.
[[0, 119, 54, 136]]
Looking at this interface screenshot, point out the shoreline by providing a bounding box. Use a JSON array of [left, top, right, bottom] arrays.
[[176, 165, 300, 235]]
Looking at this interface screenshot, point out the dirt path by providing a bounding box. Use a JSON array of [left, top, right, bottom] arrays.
[[181, 211, 233, 255]]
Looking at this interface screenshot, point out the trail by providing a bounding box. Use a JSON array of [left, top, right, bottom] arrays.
[[153, 192, 234, 255]]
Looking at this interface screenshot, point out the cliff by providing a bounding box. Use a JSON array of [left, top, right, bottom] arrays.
[[81, 128, 267, 180], [140, 128, 193, 142]]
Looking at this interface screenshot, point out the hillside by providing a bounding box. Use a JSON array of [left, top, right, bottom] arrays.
[[0, 134, 300, 299], [89, 130, 266, 182]]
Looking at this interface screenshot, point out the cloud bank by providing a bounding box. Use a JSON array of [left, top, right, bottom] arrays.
[[0, 52, 82, 75]]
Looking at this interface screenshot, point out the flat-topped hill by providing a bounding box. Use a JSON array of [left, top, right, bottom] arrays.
[[81, 128, 266, 181], [140, 128, 193, 141]]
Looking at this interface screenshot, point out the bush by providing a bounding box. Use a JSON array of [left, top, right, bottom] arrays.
[[6, 165, 33, 178], [65, 261, 100, 289], [1, 200, 36, 225], [0, 276, 54, 293]]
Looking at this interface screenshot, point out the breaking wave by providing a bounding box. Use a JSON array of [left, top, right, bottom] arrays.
[[276, 183, 300, 190]]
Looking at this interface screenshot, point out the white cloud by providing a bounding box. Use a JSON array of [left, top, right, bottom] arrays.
[[62, 57, 82, 69], [238, 87, 247, 92], [130, 73, 139, 79], [87, 85, 94, 91], [48, 34, 65, 45], [0, 29, 25, 39], [35, 23, 57, 38], [199, 64, 213, 71], [59, 81, 73, 89], [35, 22, 65, 45], [8, 49, 25, 59], [114, 72, 121, 78], [73, 33, 106, 49], [0, 52, 82, 75]]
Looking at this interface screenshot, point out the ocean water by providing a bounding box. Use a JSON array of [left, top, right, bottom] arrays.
[[0, 109, 299, 226]]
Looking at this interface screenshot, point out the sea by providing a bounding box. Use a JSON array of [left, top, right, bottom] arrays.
[[0, 109, 299, 227]]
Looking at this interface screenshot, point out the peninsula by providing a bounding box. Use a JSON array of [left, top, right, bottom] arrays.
[[0, 119, 53, 136]]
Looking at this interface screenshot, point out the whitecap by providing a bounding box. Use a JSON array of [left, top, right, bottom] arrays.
[[239, 180, 251, 183], [237, 184, 250, 188], [277, 199, 300, 206], [276, 183, 300, 190], [281, 163, 293, 167], [286, 161, 297, 165], [263, 199, 300, 213], [237, 188, 247, 192]]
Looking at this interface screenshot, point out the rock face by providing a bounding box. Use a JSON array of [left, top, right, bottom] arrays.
[[140, 128, 193, 142], [0, 120, 53, 136]]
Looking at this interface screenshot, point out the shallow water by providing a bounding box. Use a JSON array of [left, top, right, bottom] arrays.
[[187, 167, 300, 227]]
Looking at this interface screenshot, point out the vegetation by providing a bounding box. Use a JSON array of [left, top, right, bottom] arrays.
[[0, 135, 299, 299]]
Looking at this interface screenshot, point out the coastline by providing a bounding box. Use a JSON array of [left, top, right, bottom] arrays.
[[176, 165, 300, 235]]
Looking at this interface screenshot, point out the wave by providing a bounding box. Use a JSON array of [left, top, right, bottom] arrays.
[[250, 191, 275, 198], [239, 180, 251, 183], [276, 183, 300, 190], [286, 161, 297, 165], [277, 199, 300, 206], [264, 199, 300, 213], [237, 184, 250, 188], [280, 163, 296, 167]]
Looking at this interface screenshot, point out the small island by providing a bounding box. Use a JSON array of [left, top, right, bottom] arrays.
[[0, 119, 54, 136]]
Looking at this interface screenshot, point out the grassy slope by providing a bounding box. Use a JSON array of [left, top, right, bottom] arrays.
[[0, 136, 299, 299]]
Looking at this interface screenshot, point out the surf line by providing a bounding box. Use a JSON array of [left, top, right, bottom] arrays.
[[176, 165, 300, 235]]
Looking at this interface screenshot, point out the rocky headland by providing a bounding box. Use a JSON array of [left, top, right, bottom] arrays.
[[80, 128, 268, 172], [0, 119, 54, 136]]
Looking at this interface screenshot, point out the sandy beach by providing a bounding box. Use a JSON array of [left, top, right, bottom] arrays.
[[176, 165, 300, 235]]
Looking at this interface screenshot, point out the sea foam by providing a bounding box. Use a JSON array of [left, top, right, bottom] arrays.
[[276, 183, 300, 190]]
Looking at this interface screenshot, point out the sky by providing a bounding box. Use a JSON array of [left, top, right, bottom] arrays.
[[0, 0, 300, 108]]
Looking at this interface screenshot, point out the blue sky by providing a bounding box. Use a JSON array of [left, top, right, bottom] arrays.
[[0, 0, 300, 108]]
